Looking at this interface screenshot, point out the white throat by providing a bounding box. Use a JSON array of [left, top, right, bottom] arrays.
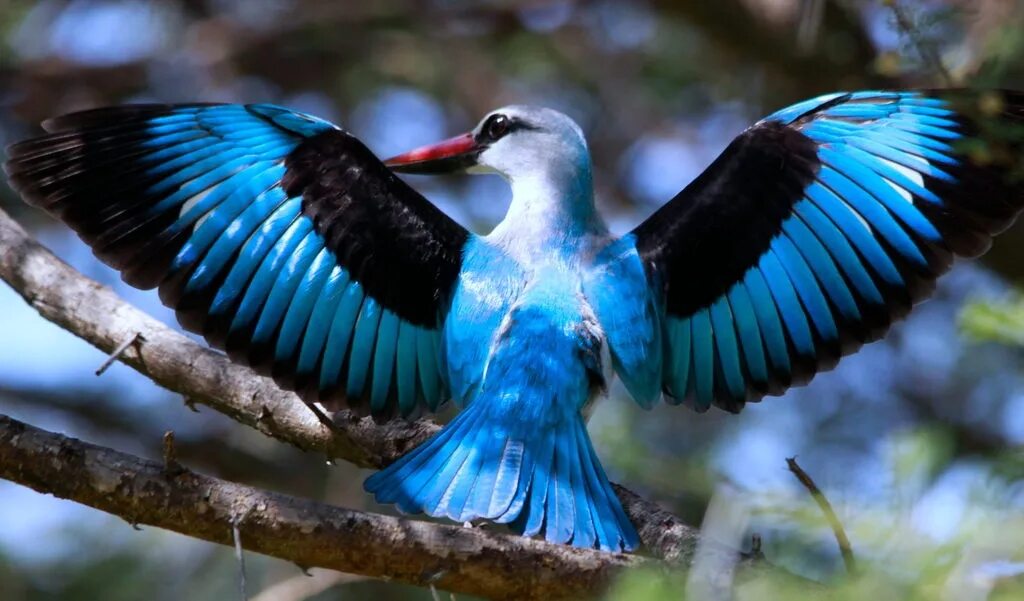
[[471, 105, 609, 264], [487, 160, 607, 264]]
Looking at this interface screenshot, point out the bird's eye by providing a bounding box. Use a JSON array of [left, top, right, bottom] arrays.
[[482, 114, 511, 141]]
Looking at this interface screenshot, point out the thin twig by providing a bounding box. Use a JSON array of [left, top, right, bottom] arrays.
[[885, 0, 953, 85], [95, 332, 143, 375], [232, 516, 248, 601], [162, 430, 183, 476], [303, 400, 340, 434], [250, 569, 363, 601], [786, 457, 856, 574], [748, 533, 764, 562]]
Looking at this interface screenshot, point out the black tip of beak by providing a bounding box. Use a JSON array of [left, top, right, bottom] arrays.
[[383, 132, 482, 174]]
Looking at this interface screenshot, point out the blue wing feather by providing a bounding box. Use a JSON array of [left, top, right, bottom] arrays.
[[233, 216, 312, 337], [319, 281, 365, 391], [371, 310, 400, 412], [200, 188, 291, 306], [690, 308, 715, 410], [276, 248, 335, 362], [395, 321, 419, 415], [253, 228, 321, 347], [727, 283, 769, 386], [774, 234, 837, 341], [297, 266, 350, 375], [804, 182, 905, 286], [663, 317, 691, 402], [346, 297, 383, 397], [759, 250, 814, 356], [792, 200, 883, 305], [817, 166, 928, 268], [743, 267, 790, 375], [819, 147, 941, 241], [417, 329, 444, 410], [782, 215, 860, 321], [710, 298, 745, 401]]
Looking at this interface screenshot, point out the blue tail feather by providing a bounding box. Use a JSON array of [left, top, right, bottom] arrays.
[[369, 404, 482, 512], [567, 418, 596, 547], [440, 406, 495, 522], [547, 424, 576, 544], [580, 419, 640, 551], [517, 427, 555, 537], [364, 389, 639, 552], [464, 420, 515, 522], [577, 422, 615, 551], [385, 402, 493, 516], [489, 438, 526, 518]]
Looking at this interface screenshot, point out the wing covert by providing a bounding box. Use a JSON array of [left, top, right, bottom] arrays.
[[4, 103, 466, 417], [631, 90, 1024, 413]]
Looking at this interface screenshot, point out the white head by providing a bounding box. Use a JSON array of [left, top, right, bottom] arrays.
[[384, 105, 602, 248], [468, 106, 591, 183], [384, 105, 592, 191]]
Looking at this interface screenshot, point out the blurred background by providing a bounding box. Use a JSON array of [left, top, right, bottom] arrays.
[[2, 1, 1024, 599]]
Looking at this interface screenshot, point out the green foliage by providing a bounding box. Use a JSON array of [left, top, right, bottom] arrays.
[[960, 296, 1024, 347], [603, 414, 1024, 600]]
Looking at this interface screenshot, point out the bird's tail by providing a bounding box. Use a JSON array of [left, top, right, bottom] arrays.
[[364, 389, 639, 552]]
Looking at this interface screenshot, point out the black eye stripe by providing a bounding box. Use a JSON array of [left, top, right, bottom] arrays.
[[508, 119, 539, 133]]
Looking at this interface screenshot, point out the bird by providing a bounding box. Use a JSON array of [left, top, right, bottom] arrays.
[[4, 89, 1024, 553]]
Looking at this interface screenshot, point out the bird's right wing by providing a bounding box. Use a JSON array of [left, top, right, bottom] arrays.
[[4, 104, 468, 418]]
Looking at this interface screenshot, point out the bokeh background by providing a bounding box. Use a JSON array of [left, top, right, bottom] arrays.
[[2, 1, 1024, 599]]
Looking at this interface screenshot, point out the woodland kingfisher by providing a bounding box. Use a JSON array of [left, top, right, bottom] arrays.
[[5, 90, 1024, 552]]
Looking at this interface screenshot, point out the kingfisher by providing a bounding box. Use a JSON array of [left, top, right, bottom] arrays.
[[5, 90, 1024, 552]]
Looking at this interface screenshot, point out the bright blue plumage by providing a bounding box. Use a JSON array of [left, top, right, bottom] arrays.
[[367, 259, 640, 550], [7, 90, 1024, 555], [583, 238, 662, 409], [728, 283, 769, 384]]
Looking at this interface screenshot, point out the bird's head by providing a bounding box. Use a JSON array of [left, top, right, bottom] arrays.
[[384, 105, 590, 184]]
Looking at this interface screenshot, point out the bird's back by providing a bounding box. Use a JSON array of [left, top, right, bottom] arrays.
[[369, 235, 640, 550]]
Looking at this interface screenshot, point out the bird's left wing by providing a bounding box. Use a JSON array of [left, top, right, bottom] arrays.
[[630, 90, 1024, 413], [4, 104, 468, 417]]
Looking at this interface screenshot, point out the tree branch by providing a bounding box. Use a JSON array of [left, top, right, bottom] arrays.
[[786, 457, 856, 574], [0, 413, 640, 601], [0, 208, 829, 596]]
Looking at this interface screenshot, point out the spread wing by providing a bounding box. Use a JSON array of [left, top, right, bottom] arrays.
[[4, 104, 468, 418], [631, 90, 1024, 413]]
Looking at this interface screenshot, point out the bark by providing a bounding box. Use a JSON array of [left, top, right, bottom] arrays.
[[0, 414, 639, 601]]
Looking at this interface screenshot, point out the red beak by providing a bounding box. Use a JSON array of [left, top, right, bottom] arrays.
[[383, 132, 481, 174]]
